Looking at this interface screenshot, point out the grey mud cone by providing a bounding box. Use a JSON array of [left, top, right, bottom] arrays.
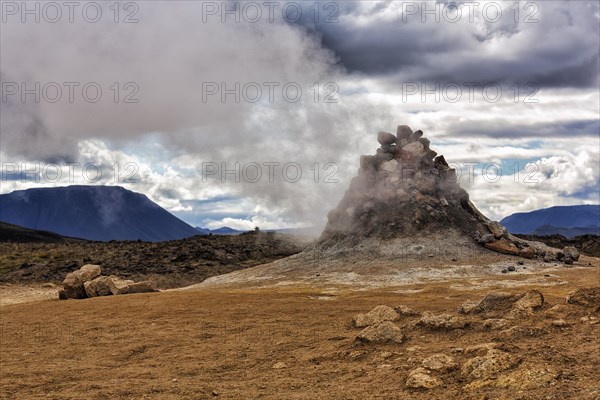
[[318, 125, 561, 261]]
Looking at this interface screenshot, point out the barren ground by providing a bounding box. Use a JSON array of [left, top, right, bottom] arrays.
[[1, 255, 599, 399]]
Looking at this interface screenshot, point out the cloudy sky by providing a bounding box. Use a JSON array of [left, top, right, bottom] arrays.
[[1, 0, 599, 230]]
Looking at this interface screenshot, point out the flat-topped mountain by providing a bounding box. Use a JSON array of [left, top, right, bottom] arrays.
[[0, 186, 199, 242]]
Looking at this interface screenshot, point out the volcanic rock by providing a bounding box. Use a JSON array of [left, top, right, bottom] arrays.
[[495, 364, 557, 390], [377, 131, 396, 145], [356, 321, 405, 344], [487, 221, 507, 238], [461, 349, 519, 380], [396, 125, 413, 140], [61, 264, 101, 299], [84, 276, 117, 297], [566, 287, 600, 307], [417, 312, 467, 330], [406, 368, 443, 389], [422, 354, 458, 372], [562, 246, 580, 261], [476, 292, 522, 313], [484, 238, 519, 255], [511, 290, 544, 315], [353, 305, 399, 328], [111, 278, 158, 295], [60, 265, 157, 299], [394, 305, 421, 317]]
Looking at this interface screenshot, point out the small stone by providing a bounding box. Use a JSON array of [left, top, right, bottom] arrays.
[[478, 292, 522, 312], [562, 246, 580, 261], [464, 343, 499, 354], [417, 312, 467, 330], [566, 287, 600, 307], [501, 269, 508, 274], [563, 256, 573, 265], [517, 261, 524, 265], [518, 246, 536, 259], [484, 239, 520, 256], [61, 264, 102, 299], [348, 350, 367, 361], [495, 364, 557, 390], [353, 305, 400, 328], [551, 319, 569, 327], [422, 354, 458, 372], [378, 131, 397, 145], [478, 234, 495, 244], [396, 125, 413, 140], [434, 155, 449, 167], [458, 300, 481, 314], [84, 276, 117, 298], [461, 349, 519, 380], [172, 378, 178, 382], [546, 304, 570, 318], [394, 305, 421, 317], [483, 319, 509, 330], [381, 144, 396, 154], [511, 290, 544, 314], [272, 362, 287, 369], [356, 321, 405, 344], [380, 159, 399, 173], [402, 141, 426, 156], [507, 266, 516, 272], [487, 221, 507, 238], [406, 367, 443, 389]]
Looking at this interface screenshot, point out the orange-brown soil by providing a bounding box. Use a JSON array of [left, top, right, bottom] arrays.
[[1, 257, 599, 399]]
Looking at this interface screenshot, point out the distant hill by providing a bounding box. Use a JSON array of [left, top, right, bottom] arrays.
[[0, 221, 84, 243], [195, 226, 243, 235], [501, 205, 600, 238], [194, 226, 321, 237], [0, 186, 200, 242]]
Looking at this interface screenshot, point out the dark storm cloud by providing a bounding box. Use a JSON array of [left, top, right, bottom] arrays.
[[441, 119, 600, 139], [302, 1, 600, 88]]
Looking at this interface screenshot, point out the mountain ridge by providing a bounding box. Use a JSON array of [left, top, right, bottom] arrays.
[[501, 205, 600, 237], [0, 185, 200, 242]]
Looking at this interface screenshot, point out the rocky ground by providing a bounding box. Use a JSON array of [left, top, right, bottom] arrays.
[[1, 260, 599, 399], [515, 234, 600, 258], [0, 231, 308, 288]]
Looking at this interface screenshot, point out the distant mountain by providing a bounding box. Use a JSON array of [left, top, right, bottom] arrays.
[[0, 221, 84, 243], [531, 225, 600, 238], [0, 186, 200, 242], [501, 205, 600, 238], [195, 226, 243, 235], [195, 227, 211, 235], [193, 226, 320, 236]]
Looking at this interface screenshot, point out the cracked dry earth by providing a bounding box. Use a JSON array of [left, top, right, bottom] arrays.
[[1, 258, 599, 399]]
